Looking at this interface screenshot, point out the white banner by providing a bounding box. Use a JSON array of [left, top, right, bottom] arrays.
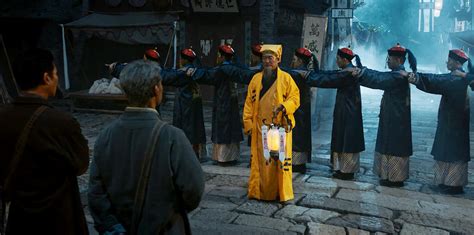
[[301, 14, 328, 64]]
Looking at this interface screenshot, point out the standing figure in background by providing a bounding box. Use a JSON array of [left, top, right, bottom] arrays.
[[250, 43, 263, 69], [406, 49, 473, 194], [302, 47, 365, 180], [244, 44, 300, 202], [191, 44, 256, 166], [284, 47, 318, 173], [172, 48, 207, 160], [355, 43, 417, 187]]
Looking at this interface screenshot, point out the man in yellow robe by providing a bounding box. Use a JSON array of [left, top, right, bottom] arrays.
[[243, 44, 300, 202]]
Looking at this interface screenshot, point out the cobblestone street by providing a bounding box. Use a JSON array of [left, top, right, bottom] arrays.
[[75, 86, 474, 235]]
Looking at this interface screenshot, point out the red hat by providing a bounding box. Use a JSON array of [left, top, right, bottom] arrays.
[[337, 46, 356, 60], [181, 48, 197, 61], [251, 44, 263, 56], [388, 43, 417, 72], [144, 48, 160, 62], [218, 44, 235, 56], [295, 47, 319, 68], [449, 49, 469, 64], [295, 47, 312, 58], [387, 43, 407, 57]]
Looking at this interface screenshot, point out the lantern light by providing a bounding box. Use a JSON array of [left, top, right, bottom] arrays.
[[267, 124, 280, 157]]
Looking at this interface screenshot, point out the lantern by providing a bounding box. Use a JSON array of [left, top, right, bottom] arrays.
[[261, 112, 293, 163], [267, 125, 280, 157]]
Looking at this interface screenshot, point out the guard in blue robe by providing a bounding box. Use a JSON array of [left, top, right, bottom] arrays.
[[190, 45, 257, 165], [356, 43, 417, 187], [408, 49, 474, 194]]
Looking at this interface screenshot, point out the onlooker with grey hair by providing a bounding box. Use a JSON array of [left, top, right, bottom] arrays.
[[88, 60, 204, 234]]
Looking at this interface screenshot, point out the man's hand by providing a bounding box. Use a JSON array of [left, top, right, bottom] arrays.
[[185, 67, 196, 77], [273, 104, 286, 116], [452, 69, 467, 78], [407, 72, 417, 83], [396, 70, 409, 77], [343, 67, 361, 77], [105, 62, 118, 74]]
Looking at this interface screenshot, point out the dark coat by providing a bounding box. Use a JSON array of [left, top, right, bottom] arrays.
[[161, 66, 206, 145], [284, 67, 312, 157], [193, 61, 256, 144], [88, 109, 204, 234], [413, 72, 474, 163], [0, 96, 89, 235], [359, 66, 412, 156], [307, 66, 365, 153]]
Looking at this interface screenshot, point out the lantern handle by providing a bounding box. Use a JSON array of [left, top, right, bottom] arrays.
[[272, 113, 278, 125], [283, 114, 293, 133]]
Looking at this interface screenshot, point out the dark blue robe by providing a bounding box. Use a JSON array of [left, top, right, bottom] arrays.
[[161, 66, 206, 145], [413, 71, 474, 163], [307, 65, 365, 153], [283, 66, 312, 160], [359, 65, 412, 156], [192, 61, 256, 144]]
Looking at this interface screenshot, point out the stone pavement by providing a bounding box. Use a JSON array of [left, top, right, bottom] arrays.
[[75, 86, 474, 234]]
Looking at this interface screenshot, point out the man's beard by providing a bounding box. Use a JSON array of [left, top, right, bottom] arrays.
[[263, 66, 275, 78]]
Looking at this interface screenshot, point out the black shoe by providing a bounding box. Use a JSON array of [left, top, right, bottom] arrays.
[[332, 170, 342, 178], [333, 171, 354, 180], [429, 184, 444, 193], [441, 186, 464, 195], [218, 160, 238, 167], [379, 179, 404, 187], [293, 164, 307, 174]]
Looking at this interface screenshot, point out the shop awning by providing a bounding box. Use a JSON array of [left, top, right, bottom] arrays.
[[65, 12, 179, 44]]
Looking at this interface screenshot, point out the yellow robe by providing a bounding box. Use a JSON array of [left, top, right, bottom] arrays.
[[243, 67, 300, 202]]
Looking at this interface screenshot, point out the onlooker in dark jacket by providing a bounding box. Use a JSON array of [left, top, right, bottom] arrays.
[[0, 48, 90, 234], [88, 60, 205, 235]]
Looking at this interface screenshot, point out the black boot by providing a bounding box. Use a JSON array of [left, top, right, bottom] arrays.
[[442, 186, 464, 195], [216, 160, 238, 167], [333, 171, 354, 180], [293, 164, 306, 174], [379, 179, 404, 187]]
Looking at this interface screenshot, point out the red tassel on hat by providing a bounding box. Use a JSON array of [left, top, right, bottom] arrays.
[[181, 48, 197, 61], [295, 47, 313, 58], [387, 43, 407, 57], [218, 44, 235, 56], [449, 49, 469, 64], [337, 46, 355, 60], [145, 48, 160, 60]]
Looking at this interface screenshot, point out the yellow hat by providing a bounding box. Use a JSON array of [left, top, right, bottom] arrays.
[[260, 44, 282, 59]]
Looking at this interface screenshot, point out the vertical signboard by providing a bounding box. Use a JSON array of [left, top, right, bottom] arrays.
[[301, 14, 328, 63]]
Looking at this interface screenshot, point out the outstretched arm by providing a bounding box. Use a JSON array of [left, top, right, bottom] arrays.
[[358, 68, 406, 90], [161, 69, 190, 87], [306, 70, 356, 88], [410, 72, 470, 95]]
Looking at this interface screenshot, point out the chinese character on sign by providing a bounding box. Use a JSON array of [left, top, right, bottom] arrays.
[[226, 0, 235, 7], [308, 40, 319, 54], [200, 40, 212, 56], [205, 0, 213, 7], [191, 0, 239, 12], [309, 23, 320, 36], [195, 0, 203, 7]]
